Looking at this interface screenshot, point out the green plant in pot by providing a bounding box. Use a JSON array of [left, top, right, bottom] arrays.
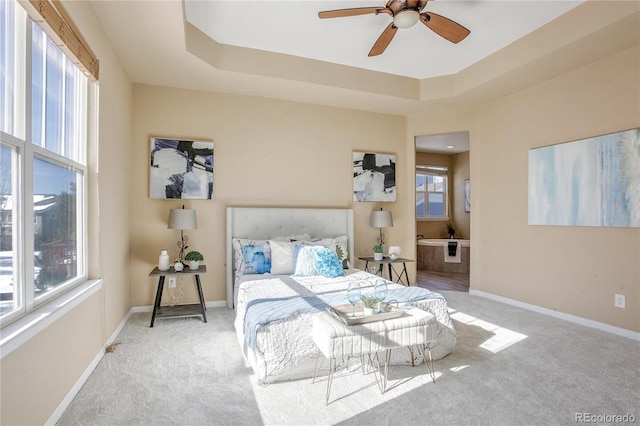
[[446, 222, 456, 239], [184, 250, 204, 270], [373, 244, 384, 260], [361, 295, 378, 315]]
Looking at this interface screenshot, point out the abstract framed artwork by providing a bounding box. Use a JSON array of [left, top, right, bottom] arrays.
[[528, 128, 639, 227], [149, 137, 214, 200], [353, 151, 396, 202]]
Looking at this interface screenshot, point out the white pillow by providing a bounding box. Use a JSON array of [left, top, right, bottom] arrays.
[[299, 235, 349, 263], [269, 240, 296, 275], [294, 245, 323, 276]]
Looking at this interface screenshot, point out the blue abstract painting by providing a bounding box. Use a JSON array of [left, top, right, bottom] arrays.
[[150, 138, 214, 199], [528, 128, 639, 227]]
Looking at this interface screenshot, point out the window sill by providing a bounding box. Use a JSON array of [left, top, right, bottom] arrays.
[[416, 218, 450, 222], [0, 279, 104, 359]]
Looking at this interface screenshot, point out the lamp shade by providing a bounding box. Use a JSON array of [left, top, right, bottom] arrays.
[[168, 208, 197, 230], [370, 210, 393, 228]]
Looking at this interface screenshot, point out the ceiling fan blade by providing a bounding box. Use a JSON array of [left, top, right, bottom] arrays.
[[368, 23, 398, 57], [420, 12, 470, 44], [318, 7, 383, 19]]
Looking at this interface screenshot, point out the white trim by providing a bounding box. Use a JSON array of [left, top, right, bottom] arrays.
[[469, 289, 640, 341], [45, 305, 134, 426], [0, 279, 104, 359]]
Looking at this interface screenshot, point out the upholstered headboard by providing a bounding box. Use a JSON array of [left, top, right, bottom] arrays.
[[225, 207, 354, 308]]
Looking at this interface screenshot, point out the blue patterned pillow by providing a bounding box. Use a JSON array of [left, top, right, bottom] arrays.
[[242, 244, 271, 274], [315, 247, 344, 278]]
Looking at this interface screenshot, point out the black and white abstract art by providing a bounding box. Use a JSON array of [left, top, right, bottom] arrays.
[[353, 151, 396, 202], [149, 137, 214, 200]]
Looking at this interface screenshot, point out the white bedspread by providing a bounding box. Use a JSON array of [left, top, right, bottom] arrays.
[[234, 270, 456, 383]]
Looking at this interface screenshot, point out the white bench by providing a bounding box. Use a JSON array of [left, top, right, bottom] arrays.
[[312, 307, 437, 404]]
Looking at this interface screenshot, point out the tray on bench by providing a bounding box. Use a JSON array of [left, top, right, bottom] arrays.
[[328, 303, 406, 326]]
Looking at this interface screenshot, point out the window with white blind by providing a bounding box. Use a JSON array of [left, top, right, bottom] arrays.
[[416, 165, 449, 220], [0, 0, 95, 325]]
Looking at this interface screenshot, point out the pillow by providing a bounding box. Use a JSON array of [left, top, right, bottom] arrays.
[[315, 247, 344, 278], [269, 240, 296, 275], [294, 245, 324, 276], [298, 235, 349, 264], [333, 235, 349, 264], [242, 244, 271, 274], [232, 238, 271, 275], [232, 235, 311, 276]]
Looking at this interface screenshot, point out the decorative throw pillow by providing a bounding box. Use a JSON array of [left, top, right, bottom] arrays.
[[315, 247, 344, 278], [232, 238, 270, 275], [242, 244, 271, 274], [333, 235, 349, 264], [269, 240, 296, 275], [294, 245, 324, 276], [299, 236, 349, 265]]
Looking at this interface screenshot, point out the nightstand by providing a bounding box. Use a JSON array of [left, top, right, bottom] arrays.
[[148, 265, 207, 327], [358, 257, 413, 286]]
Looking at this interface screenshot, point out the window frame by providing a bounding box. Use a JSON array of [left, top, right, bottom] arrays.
[[416, 164, 450, 221], [0, 0, 90, 327]]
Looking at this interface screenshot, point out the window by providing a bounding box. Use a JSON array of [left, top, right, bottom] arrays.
[[416, 165, 448, 219], [0, 0, 91, 324]]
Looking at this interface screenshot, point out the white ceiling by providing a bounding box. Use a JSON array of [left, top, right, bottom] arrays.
[[89, 0, 638, 118], [184, 0, 583, 79], [415, 131, 469, 153]]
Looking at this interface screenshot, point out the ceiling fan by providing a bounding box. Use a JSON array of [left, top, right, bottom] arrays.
[[318, 0, 470, 57]]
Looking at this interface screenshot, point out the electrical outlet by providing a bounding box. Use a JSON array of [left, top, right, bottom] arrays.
[[168, 277, 176, 289], [614, 293, 625, 308]]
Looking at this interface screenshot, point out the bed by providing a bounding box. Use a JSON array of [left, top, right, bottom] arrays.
[[227, 207, 456, 383]]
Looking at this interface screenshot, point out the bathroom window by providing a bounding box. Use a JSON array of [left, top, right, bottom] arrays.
[[416, 165, 448, 219]]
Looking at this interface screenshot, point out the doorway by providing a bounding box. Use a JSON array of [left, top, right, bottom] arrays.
[[414, 131, 470, 292]]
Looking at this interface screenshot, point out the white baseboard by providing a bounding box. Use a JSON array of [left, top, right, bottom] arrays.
[[469, 289, 640, 341], [45, 307, 134, 425]]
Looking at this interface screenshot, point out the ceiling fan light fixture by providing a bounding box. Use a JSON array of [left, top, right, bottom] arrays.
[[393, 9, 420, 29]]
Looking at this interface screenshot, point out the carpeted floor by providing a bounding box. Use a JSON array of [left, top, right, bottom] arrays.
[[57, 290, 639, 426]]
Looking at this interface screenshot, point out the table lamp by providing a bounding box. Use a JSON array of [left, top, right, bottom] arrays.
[[168, 205, 197, 262], [370, 208, 393, 246]]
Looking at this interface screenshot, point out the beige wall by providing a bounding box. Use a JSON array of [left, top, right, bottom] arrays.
[[0, 2, 133, 425], [130, 85, 409, 306], [474, 46, 639, 332], [410, 46, 640, 332], [452, 151, 470, 239]]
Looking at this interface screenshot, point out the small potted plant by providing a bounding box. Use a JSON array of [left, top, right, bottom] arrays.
[[373, 244, 384, 261], [184, 250, 204, 270], [446, 222, 456, 239], [361, 295, 379, 316]]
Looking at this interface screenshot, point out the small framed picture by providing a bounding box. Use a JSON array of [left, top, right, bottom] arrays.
[[353, 151, 396, 202], [464, 179, 470, 213], [149, 137, 214, 199]]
